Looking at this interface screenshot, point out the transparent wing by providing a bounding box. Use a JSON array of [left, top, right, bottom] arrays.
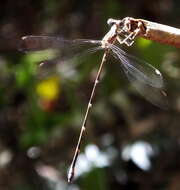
[[19, 36, 103, 79], [19, 35, 102, 58], [109, 44, 168, 109]]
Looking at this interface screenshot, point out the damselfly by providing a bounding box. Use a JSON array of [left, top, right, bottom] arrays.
[[20, 18, 168, 183]]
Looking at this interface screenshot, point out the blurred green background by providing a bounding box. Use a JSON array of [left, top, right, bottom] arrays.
[[0, 0, 180, 189]]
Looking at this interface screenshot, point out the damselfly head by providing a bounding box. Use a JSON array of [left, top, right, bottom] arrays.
[[107, 18, 116, 26], [107, 18, 122, 27]]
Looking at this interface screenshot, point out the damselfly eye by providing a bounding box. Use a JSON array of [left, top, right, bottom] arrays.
[[107, 18, 116, 26]]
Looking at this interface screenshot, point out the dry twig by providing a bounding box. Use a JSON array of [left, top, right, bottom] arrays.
[[111, 17, 180, 48]]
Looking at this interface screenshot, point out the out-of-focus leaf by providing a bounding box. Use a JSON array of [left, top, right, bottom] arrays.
[[15, 49, 58, 87], [81, 168, 108, 190], [137, 38, 152, 49], [136, 38, 175, 68], [21, 49, 58, 64]]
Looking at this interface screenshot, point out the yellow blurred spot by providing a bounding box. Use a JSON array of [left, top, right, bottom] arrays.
[[137, 38, 152, 48], [36, 76, 60, 101]]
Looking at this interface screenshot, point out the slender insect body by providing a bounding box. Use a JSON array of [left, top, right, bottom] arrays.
[[20, 17, 168, 183], [88, 103, 92, 108], [95, 79, 99, 84], [82, 126, 86, 131]]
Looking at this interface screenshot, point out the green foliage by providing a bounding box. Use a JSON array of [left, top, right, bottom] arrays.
[[81, 168, 108, 190], [136, 38, 176, 68]]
